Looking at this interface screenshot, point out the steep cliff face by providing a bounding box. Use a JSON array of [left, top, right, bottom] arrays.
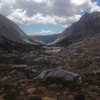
[[52, 12, 100, 46]]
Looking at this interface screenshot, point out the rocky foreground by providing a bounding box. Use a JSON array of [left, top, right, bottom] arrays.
[[0, 45, 100, 100]]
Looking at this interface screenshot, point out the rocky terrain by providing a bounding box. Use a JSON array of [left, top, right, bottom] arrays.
[[0, 47, 76, 100], [0, 44, 100, 100]]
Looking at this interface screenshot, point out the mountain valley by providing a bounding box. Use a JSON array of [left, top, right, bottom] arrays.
[[0, 12, 100, 100]]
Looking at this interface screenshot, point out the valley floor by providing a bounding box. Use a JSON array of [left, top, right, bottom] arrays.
[[0, 46, 100, 100]]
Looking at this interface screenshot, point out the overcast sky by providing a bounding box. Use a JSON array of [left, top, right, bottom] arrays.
[[0, 0, 100, 35]]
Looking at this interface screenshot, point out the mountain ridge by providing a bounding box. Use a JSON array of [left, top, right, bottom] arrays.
[[51, 12, 100, 46], [0, 14, 43, 48]]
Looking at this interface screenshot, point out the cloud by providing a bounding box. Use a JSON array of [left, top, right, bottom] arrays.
[[0, 0, 100, 27], [90, 1, 100, 12], [70, 0, 88, 6], [27, 29, 54, 35], [7, 9, 27, 24], [36, 29, 54, 35]]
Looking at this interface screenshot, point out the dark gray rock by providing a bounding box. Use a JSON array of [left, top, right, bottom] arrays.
[[34, 68, 81, 86]]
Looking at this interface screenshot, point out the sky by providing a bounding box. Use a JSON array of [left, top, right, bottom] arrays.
[[0, 0, 100, 35]]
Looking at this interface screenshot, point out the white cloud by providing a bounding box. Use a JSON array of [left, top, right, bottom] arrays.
[[32, 0, 46, 3], [37, 30, 54, 35], [70, 0, 87, 6], [90, 2, 100, 12], [2, 0, 15, 4], [7, 9, 27, 24], [0, 0, 100, 27], [8, 12, 57, 25], [8, 11, 81, 26], [27, 29, 54, 35]]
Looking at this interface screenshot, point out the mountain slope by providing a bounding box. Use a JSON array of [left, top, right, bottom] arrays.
[[52, 12, 100, 46], [0, 15, 42, 48], [0, 15, 27, 44]]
